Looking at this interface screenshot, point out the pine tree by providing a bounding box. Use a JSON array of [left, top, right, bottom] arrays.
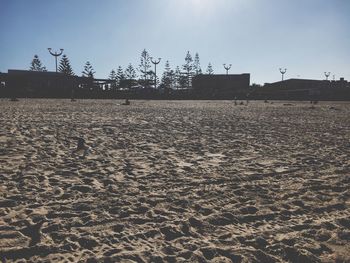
[[161, 60, 175, 89], [182, 51, 193, 88], [116, 66, 125, 87], [161, 60, 170, 88], [206, 63, 214, 75], [138, 49, 152, 84], [125, 63, 137, 79], [82, 61, 95, 78], [193, 52, 202, 75], [109, 69, 117, 91], [58, 54, 74, 75], [109, 69, 117, 80], [175, 66, 187, 89], [174, 66, 181, 89], [29, 55, 47, 71]]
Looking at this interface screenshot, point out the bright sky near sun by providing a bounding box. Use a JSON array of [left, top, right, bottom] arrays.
[[0, 0, 349, 84]]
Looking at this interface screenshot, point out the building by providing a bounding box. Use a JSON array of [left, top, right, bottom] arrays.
[[254, 78, 350, 100], [0, 69, 89, 98], [0, 69, 113, 98], [192, 74, 250, 99]]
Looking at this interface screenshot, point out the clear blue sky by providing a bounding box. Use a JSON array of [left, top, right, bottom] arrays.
[[1, 0, 349, 84]]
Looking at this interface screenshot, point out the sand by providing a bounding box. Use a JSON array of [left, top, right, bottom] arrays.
[[0, 99, 349, 262]]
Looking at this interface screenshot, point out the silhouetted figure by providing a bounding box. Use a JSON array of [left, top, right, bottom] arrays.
[[19, 220, 45, 246], [122, 99, 130, 105]]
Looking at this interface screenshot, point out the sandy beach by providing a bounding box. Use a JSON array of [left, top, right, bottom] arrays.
[[0, 99, 349, 262]]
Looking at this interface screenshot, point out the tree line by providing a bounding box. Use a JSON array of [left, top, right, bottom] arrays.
[[29, 49, 215, 89]]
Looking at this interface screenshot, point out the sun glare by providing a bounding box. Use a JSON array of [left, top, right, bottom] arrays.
[[185, 0, 217, 16], [191, 0, 211, 9]]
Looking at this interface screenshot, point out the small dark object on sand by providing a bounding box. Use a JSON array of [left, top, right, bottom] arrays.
[[10, 97, 19, 101], [122, 99, 130, 105], [77, 138, 85, 150], [71, 98, 76, 102], [234, 97, 238, 105], [73, 137, 90, 157], [264, 100, 268, 103]]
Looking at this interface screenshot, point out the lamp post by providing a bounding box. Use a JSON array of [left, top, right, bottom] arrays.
[[151, 57, 161, 88], [279, 68, 287, 81], [223, 64, 232, 75], [48, 48, 64, 72], [324, 72, 330, 80]]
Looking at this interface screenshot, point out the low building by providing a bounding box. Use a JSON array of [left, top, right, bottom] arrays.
[[254, 78, 350, 100], [0, 69, 93, 98], [192, 74, 250, 99], [0, 69, 116, 98]]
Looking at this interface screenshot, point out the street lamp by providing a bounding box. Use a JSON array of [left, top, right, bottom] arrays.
[[223, 64, 232, 75], [48, 48, 64, 72], [324, 72, 330, 80], [279, 68, 287, 81], [150, 57, 161, 88]]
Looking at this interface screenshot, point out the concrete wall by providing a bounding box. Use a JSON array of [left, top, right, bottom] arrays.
[[192, 74, 250, 99]]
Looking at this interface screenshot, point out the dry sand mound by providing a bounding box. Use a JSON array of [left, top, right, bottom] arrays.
[[0, 99, 349, 262]]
